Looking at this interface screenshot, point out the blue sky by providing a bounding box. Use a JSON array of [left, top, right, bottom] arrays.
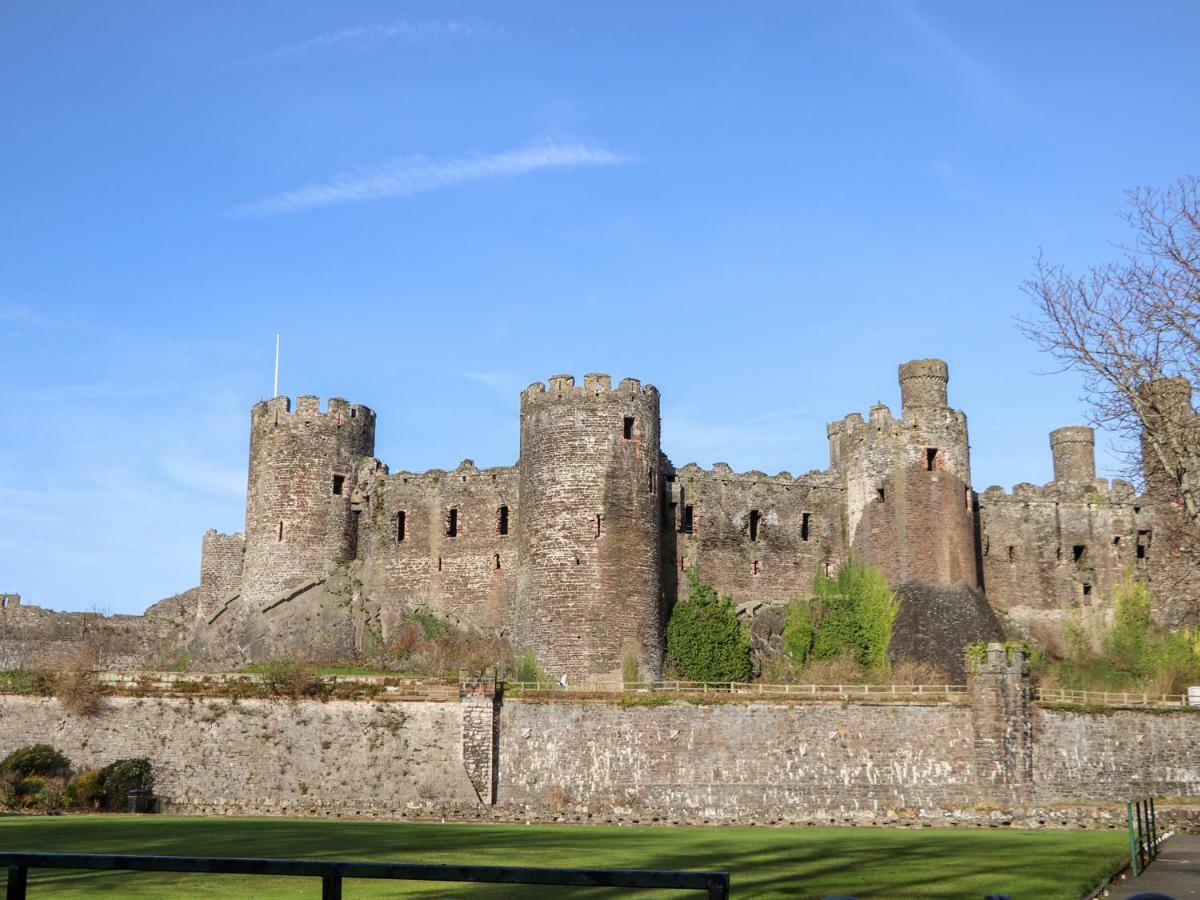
[[2, 2, 1197, 614]]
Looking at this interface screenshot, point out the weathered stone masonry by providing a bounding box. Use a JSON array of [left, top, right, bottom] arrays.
[[2, 655, 1196, 824]]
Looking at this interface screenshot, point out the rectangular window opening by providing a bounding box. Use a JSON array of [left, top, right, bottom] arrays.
[[278, 520, 284, 542], [1083, 582, 1093, 597], [396, 511, 406, 542], [494, 553, 501, 571], [801, 512, 811, 542], [1007, 545, 1015, 563], [623, 417, 634, 440], [681, 505, 694, 534], [437, 557, 443, 572], [752, 560, 760, 576], [498, 505, 509, 536], [749, 509, 760, 542], [926, 447, 938, 471], [877, 487, 886, 503], [332, 474, 345, 495], [595, 514, 604, 538], [1072, 544, 1086, 564], [446, 508, 458, 538]]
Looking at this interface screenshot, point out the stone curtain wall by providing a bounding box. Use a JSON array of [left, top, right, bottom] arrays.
[[1033, 707, 1200, 800], [354, 460, 520, 636], [0, 695, 478, 817], [665, 464, 843, 609], [499, 700, 978, 821], [1, 682, 1198, 822]]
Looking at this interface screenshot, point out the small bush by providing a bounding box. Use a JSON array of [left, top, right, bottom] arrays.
[[512, 649, 552, 686], [782, 600, 815, 665], [96, 758, 153, 812], [54, 668, 103, 715], [64, 770, 105, 810], [666, 567, 752, 683], [259, 658, 330, 700], [810, 561, 898, 672], [1, 744, 72, 778]]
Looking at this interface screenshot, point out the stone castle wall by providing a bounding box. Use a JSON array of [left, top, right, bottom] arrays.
[[977, 474, 1150, 642], [2, 662, 1198, 824], [664, 464, 843, 608], [354, 460, 520, 639]]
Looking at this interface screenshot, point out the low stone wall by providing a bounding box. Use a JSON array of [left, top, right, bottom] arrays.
[[498, 700, 976, 822], [1033, 706, 1200, 801], [2, 668, 1198, 825], [0, 695, 479, 818]]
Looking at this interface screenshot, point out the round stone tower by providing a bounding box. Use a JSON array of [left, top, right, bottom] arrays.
[[516, 373, 663, 682], [899, 358, 949, 410], [240, 395, 376, 611], [1050, 426, 1096, 484]]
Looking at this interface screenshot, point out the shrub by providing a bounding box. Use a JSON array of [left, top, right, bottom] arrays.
[[54, 668, 103, 715], [64, 769, 105, 810], [782, 600, 815, 665], [1037, 571, 1200, 694], [810, 561, 898, 672], [512, 649, 552, 686], [666, 567, 752, 683], [96, 758, 153, 812], [2, 775, 44, 809], [1, 744, 71, 778], [259, 658, 329, 700]]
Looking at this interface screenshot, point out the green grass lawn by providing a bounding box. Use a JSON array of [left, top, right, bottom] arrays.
[[0, 815, 1127, 898]]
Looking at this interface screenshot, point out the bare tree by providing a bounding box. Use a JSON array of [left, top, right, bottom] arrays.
[[1020, 176, 1200, 525]]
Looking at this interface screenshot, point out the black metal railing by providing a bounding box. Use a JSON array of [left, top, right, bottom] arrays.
[[0, 852, 730, 899], [1126, 797, 1161, 877]]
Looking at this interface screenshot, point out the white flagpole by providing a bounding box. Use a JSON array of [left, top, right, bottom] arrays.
[[273, 334, 280, 398]]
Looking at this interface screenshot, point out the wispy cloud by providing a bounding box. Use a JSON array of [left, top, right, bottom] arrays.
[[232, 139, 629, 216], [249, 18, 500, 65], [891, 1, 1025, 116]]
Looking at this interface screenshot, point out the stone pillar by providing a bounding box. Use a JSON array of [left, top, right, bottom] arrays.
[[970, 643, 1032, 802], [459, 672, 497, 805]]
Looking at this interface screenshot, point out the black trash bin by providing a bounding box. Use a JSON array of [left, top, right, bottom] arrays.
[[126, 789, 151, 813]]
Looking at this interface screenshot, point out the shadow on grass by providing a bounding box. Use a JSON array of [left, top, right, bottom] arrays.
[[0, 816, 1128, 899]]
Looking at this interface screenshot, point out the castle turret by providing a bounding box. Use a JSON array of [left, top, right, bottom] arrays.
[[240, 396, 376, 611], [516, 374, 663, 681], [899, 358, 949, 410], [834, 359, 977, 587], [1139, 376, 1195, 494], [1050, 426, 1096, 484]]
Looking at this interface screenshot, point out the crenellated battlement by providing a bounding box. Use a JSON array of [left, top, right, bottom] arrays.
[[520, 373, 659, 405], [251, 395, 375, 427], [979, 478, 1139, 503], [672, 461, 835, 487]]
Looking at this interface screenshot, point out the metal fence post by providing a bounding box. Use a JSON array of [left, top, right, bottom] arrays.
[[6, 866, 28, 900], [321, 871, 342, 900], [1138, 800, 1150, 871], [1149, 797, 1158, 860], [1127, 801, 1140, 877]]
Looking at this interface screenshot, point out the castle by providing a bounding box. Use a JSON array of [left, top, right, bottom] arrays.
[[2, 358, 1192, 677], [169, 358, 1190, 679]]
